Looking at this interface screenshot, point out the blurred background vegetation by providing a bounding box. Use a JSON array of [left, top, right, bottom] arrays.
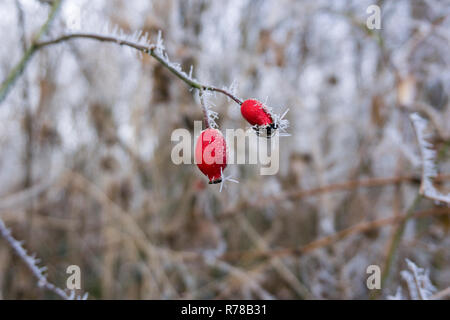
[[0, 0, 449, 299]]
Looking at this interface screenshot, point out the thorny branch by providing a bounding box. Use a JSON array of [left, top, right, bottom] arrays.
[[0, 31, 243, 106], [0, 0, 79, 300], [410, 113, 450, 203], [0, 217, 87, 299], [1, 1, 449, 300]]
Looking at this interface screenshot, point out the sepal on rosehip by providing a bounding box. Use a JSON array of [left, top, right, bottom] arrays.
[[218, 167, 239, 192]]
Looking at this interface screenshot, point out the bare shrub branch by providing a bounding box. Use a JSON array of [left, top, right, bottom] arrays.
[[0, 217, 88, 300]]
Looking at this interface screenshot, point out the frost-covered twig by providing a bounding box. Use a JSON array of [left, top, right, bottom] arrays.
[[0, 29, 243, 107], [38, 31, 243, 104], [0, 217, 88, 300], [401, 259, 436, 300], [387, 287, 403, 300], [410, 113, 450, 204], [198, 89, 219, 129], [389, 259, 437, 300]]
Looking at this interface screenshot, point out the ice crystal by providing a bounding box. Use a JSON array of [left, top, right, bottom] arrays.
[[410, 113, 450, 203], [0, 218, 88, 300], [199, 90, 219, 129], [400, 259, 436, 300], [387, 287, 404, 300], [219, 167, 239, 193]]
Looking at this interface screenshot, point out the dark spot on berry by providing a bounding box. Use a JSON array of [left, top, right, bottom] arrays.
[[209, 178, 222, 184]]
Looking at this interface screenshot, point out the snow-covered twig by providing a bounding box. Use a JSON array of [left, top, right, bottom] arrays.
[[198, 89, 219, 129], [0, 217, 88, 300], [410, 113, 450, 204], [31, 31, 243, 106], [402, 259, 436, 300], [387, 259, 437, 300], [0, 11, 244, 107], [387, 287, 404, 300]]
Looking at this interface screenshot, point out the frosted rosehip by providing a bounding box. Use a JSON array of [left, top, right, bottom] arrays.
[[195, 128, 227, 184], [240, 99, 278, 137], [241, 99, 272, 126]]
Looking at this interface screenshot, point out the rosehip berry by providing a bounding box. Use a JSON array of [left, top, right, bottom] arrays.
[[240, 99, 278, 137], [195, 128, 227, 184], [241, 99, 272, 126]]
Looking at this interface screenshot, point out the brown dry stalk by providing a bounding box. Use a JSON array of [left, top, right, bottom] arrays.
[[272, 174, 450, 203], [218, 207, 450, 261], [0, 0, 62, 103], [220, 174, 450, 218], [431, 286, 450, 300]]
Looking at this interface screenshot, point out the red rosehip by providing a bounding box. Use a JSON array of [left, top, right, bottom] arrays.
[[241, 99, 279, 137], [195, 128, 227, 184], [241, 99, 273, 127]]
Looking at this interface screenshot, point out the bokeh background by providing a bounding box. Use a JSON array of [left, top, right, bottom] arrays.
[[0, 0, 449, 299]]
